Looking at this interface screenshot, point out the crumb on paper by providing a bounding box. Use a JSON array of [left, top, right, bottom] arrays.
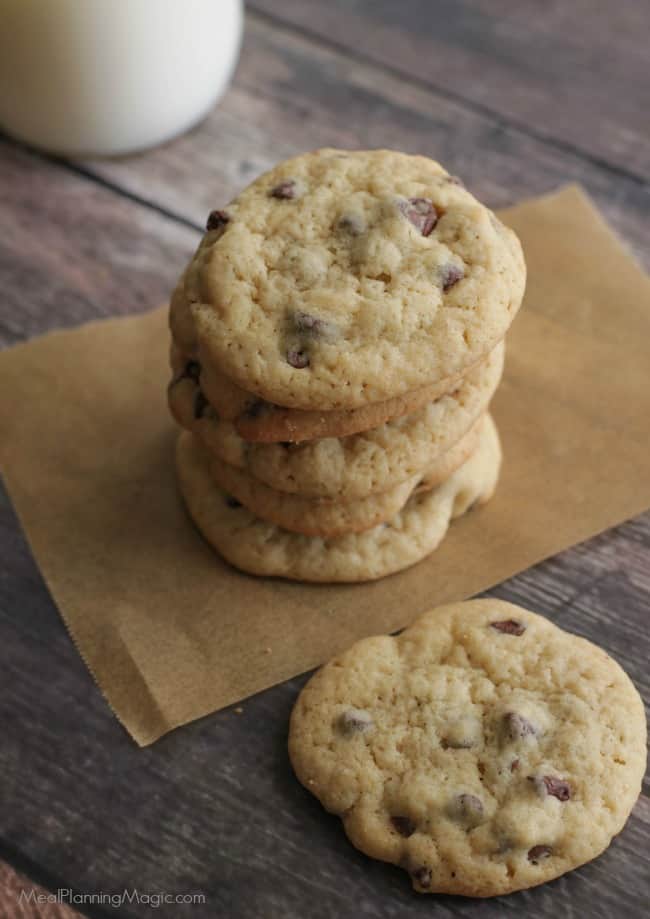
[[264, 647, 272, 654]]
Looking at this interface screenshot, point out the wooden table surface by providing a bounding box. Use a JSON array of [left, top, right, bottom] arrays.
[[1, 3, 649, 917]]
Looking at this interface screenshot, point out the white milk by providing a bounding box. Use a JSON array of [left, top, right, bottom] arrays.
[[0, 0, 243, 155]]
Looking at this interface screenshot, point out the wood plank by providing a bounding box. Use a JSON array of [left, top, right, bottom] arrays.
[[249, 0, 650, 180], [0, 142, 197, 347], [74, 15, 650, 273]]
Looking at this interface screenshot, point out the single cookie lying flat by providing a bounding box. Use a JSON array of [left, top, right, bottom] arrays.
[[175, 415, 501, 582], [174, 148, 525, 410], [288, 600, 646, 896], [169, 342, 503, 500]]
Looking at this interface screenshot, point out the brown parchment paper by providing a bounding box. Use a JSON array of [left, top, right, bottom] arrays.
[[1, 186, 650, 745]]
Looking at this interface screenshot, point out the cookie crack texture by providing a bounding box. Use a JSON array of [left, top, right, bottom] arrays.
[[288, 599, 646, 896]]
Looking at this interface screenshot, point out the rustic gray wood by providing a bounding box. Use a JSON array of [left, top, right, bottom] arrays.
[[0, 141, 197, 347], [75, 15, 650, 271], [249, 0, 650, 180], [0, 5, 649, 918]]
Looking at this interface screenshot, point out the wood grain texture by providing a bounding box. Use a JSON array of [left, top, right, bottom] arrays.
[[74, 15, 650, 273], [0, 142, 197, 347], [249, 0, 650, 179], [1, 5, 649, 918]]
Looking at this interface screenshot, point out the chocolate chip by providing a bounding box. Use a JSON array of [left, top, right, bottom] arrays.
[[206, 209, 230, 231], [225, 496, 242, 509], [244, 399, 268, 419], [338, 213, 365, 235], [441, 264, 464, 292], [538, 775, 571, 801], [503, 712, 537, 740], [193, 389, 208, 419], [171, 360, 201, 387], [400, 197, 438, 236], [449, 793, 484, 826], [528, 845, 552, 864], [294, 311, 337, 340], [338, 708, 373, 735], [510, 758, 520, 772], [287, 347, 310, 369], [183, 360, 201, 382], [490, 619, 526, 636], [496, 837, 513, 855], [412, 866, 431, 889], [391, 816, 416, 837], [270, 179, 297, 199], [459, 793, 483, 815]]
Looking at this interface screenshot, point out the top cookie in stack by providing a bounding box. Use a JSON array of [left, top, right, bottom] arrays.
[[169, 149, 526, 582]]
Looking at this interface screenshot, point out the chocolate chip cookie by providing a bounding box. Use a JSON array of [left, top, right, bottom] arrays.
[[201, 417, 487, 537], [175, 414, 501, 582], [288, 600, 646, 895], [168, 342, 503, 500], [170, 339, 474, 443], [173, 149, 525, 410]]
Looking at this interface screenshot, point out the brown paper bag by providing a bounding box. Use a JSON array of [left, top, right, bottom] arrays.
[[1, 186, 649, 745]]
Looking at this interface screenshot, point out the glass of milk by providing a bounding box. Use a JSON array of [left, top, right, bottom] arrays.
[[0, 0, 243, 156]]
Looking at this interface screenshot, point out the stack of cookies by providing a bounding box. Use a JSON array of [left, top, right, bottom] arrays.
[[168, 149, 526, 582]]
